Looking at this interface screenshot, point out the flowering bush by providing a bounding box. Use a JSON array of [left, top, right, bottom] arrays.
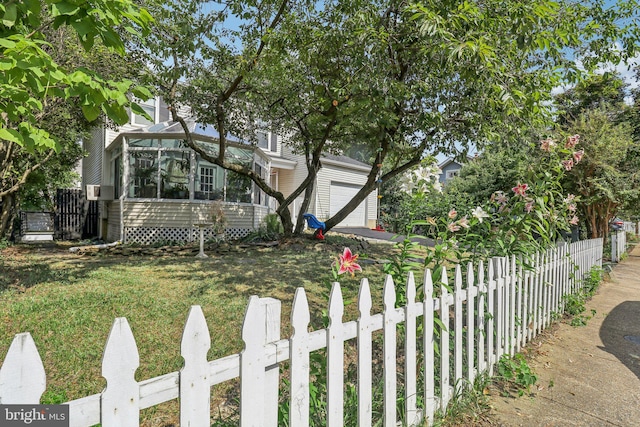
[[385, 135, 583, 297]]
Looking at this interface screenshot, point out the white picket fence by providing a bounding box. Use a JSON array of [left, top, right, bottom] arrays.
[[622, 221, 638, 235], [611, 230, 627, 263], [0, 239, 603, 427]]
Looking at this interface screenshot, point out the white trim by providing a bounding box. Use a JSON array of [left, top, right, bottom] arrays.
[[321, 157, 371, 172]]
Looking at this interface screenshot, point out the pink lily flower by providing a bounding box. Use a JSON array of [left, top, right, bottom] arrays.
[[338, 247, 362, 276], [512, 183, 529, 197], [565, 134, 580, 149], [573, 150, 584, 163], [540, 138, 555, 152], [562, 159, 574, 171], [448, 209, 457, 219]]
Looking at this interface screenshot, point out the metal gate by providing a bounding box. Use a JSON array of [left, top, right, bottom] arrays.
[[54, 189, 99, 240]]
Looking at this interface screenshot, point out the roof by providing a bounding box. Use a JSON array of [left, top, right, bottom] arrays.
[[129, 119, 246, 144], [323, 153, 370, 168], [437, 155, 475, 169]]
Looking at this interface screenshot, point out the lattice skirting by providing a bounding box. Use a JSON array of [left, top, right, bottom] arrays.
[[124, 226, 251, 245]]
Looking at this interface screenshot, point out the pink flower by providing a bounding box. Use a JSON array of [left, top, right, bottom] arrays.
[[564, 194, 576, 203], [562, 159, 574, 171], [447, 222, 461, 232], [448, 209, 457, 219], [525, 201, 534, 213], [492, 191, 508, 204], [565, 134, 580, 149], [512, 183, 529, 197], [457, 217, 470, 228], [568, 203, 577, 212], [337, 247, 362, 276], [540, 138, 555, 152], [569, 216, 579, 226], [573, 150, 584, 163]]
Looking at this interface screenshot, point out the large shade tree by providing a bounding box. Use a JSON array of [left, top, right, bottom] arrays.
[[0, 0, 152, 237], [137, 0, 640, 236], [555, 72, 640, 237]]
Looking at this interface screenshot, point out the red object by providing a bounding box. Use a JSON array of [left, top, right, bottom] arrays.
[[314, 228, 325, 240], [372, 225, 385, 231]]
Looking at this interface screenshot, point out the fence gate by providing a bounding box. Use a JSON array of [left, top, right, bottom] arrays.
[[55, 189, 99, 240]]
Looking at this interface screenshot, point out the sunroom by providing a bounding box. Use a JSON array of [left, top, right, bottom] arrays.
[[102, 120, 272, 244]]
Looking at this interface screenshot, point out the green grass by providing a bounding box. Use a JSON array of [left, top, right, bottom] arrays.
[[0, 236, 396, 420]]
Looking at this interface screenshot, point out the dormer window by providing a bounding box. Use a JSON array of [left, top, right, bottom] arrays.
[[256, 130, 278, 153], [256, 130, 269, 149]]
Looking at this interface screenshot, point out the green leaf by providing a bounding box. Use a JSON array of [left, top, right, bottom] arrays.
[[81, 104, 101, 122], [51, 2, 80, 17], [0, 127, 22, 144], [0, 38, 16, 49], [2, 3, 17, 27]]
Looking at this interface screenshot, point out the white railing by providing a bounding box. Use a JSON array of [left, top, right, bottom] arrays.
[[0, 239, 604, 427], [611, 229, 627, 263]]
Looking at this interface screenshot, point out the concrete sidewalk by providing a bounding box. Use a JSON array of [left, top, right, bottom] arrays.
[[490, 244, 640, 426]]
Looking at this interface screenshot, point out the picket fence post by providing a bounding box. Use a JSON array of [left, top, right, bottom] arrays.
[[290, 288, 310, 427], [383, 275, 398, 427], [327, 283, 344, 427], [453, 266, 464, 396], [101, 318, 140, 427], [440, 268, 451, 410], [357, 279, 373, 427], [180, 305, 211, 427], [405, 273, 420, 426], [0, 333, 46, 404], [240, 296, 265, 427], [466, 264, 476, 386], [423, 270, 436, 423]]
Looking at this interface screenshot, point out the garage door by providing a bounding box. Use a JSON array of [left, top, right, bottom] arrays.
[[329, 182, 366, 227]]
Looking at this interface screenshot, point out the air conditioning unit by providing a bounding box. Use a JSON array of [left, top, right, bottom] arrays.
[[86, 185, 115, 200], [86, 185, 100, 200]]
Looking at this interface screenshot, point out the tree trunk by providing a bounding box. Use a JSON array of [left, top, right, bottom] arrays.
[[0, 194, 16, 240]]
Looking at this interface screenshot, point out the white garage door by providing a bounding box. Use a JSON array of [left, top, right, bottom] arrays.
[[329, 182, 366, 227]]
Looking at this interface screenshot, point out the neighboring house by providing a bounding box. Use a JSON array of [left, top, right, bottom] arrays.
[[81, 98, 378, 244], [437, 156, 474, 184]]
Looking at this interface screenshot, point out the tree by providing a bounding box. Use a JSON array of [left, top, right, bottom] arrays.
[[561, 106, 638, 238], [0, 0, 152, 237], [554, 72, 640, 238], [138, 0, 640, 236]]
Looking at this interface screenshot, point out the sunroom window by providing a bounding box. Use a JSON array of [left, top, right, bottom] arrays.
[[122, 137, 263, 204]]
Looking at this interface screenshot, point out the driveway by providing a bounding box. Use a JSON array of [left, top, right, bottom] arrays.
[[332, 227, 434, 246]]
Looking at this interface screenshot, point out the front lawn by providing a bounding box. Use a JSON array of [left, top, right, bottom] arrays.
[[0, 234, 400, 425]]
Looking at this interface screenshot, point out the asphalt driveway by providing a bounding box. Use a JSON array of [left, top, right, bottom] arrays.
[[332, 227, 434, 246]]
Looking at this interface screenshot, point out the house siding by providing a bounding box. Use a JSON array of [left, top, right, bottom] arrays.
[[83, 128, 105, 186], [106, 201, 121, 242], [111, 200, 258, 244]]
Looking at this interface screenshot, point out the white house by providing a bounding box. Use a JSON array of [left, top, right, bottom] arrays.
[[82, 97, 378, 244]]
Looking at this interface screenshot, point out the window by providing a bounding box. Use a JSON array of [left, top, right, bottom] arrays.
[[226, 171, 252, 203], [256, 130, 269, 149], [195, 157, 224, 200], [160, 152, 190, 199], [129, 152, 158, 198], [446, 170, 460, 180]]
